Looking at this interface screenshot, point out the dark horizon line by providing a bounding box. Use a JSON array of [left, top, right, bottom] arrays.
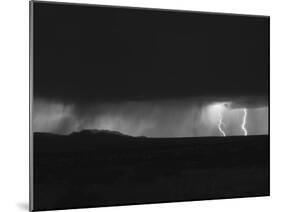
[[33, 128, 268, 139]]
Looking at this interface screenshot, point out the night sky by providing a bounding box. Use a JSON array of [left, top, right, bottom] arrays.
[[32, 2, 269, 136]]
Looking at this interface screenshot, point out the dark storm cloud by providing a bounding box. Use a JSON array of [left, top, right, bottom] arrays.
[[32, 3, 269, 137], [33, 2, 269, 104], [223, 96, 268, 109]]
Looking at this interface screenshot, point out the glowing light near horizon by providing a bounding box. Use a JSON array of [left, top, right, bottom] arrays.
[[241, 108, 248, 136], [218, 110, 226, 136], [207, 103, 250, 137], [207, 103, 228, 137], [33, 99, 268, 137]]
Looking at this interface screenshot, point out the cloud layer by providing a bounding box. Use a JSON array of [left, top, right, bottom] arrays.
[[33, 98, 268, 137]]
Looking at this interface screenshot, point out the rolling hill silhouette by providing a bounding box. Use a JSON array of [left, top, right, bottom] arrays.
[[33, 130, 269, 211]]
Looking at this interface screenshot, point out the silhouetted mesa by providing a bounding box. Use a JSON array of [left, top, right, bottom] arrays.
[[33, 132, 269, 210], [72, 129, 135, 137]]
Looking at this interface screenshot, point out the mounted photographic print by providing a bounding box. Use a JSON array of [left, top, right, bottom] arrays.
[[30, 1, 270, 211]]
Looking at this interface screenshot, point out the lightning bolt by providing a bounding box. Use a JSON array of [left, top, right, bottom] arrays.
[[241, 108, 248, 136], [218, 110, 226, 136]]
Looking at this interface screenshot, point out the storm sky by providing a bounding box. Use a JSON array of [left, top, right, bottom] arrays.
[[32, 2, 269, 137]]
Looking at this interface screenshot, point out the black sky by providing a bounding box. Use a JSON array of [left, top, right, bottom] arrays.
[[33, 2, 269, 104]]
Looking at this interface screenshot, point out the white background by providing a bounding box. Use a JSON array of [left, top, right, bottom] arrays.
[[0, 0, 279, 211]]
